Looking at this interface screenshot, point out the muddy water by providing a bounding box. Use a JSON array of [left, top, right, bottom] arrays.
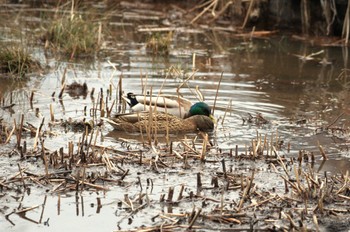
[[1, 2, 350, 231]]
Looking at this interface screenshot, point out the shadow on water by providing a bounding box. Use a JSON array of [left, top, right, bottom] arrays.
[[1, 1, 350, 231]]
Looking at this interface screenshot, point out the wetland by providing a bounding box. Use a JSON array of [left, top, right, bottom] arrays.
[[1, 1, 350, 231]]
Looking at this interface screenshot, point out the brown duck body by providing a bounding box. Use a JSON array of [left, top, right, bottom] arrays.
[[109, 111, 214, 133]]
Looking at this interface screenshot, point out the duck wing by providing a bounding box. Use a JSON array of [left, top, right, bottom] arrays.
[[134, 95, 191, 109], [112, 111, 150, 123], [122, 93, 193, 118]]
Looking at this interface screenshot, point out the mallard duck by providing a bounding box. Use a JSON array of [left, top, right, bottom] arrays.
[[108, 102, 214, 133], [122, 92, 192, 118]]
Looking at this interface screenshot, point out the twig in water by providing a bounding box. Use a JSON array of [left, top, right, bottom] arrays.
[[317, 141, 328, 160], [326, 112, 345, 129], [177, 184, 184, 201]]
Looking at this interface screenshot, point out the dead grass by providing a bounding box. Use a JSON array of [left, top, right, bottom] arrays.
[[146, 32, 172, 55], [0, 45, 40, 78], [44, 14, 102, 56]]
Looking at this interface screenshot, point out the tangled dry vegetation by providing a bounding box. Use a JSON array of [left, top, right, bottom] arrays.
[[0, 45, 41, 78], [43, 14, 103, 56], [1, 83, 350, 231]]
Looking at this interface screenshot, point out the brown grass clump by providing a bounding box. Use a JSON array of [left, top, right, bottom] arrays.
[[146, 32, 172, 55], [43, 14, 102, 56], [0, 45, 41, 78]]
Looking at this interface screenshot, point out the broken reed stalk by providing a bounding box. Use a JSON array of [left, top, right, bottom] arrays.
[[200, 133, 208, 161], [61, 67, 67, 86], [197, 172, 202, 188], [209, 0, 233, 23], [33, 117, 45, 150], [301, 0, 310, 35], [16, 114, 24, 149], [146, 88, 153, 145], [108, 83, 112, 100], [58, 84, 65, 99], [79, 131, 86, 163], [221, 158, 227, 179], [82, 166, 86, 191], [85, 128, 95, 157], [50, 104, 54, 122], [242, 0, 255, 29], [283, 211, 299, 229], [195, 86, 204, 102], [99, 88, 104, 112], [275, 148, 291, 179], [75, 170, 80, 192], [190, 0, 217, 24], [252, 139, 256, 158], [237, 171, 255, 212], [41, 138, 49, 178], [5, 123, 16, 144], [293, 165, 303, 195], [188, 208, 202, 229], [188, 0, 213, 13], [97, 22, 102, 46], [221, 99, 232, 125], [90, 87, 95, 99], [178, 184, 184, 201], [167, 187, 174, 202], [16, 205, 41, 214], [57, 194, 61, 215], [30, 91, 34, 108], [118, 74, 123, 105], [17, 163, 27, 190], [100, 93, 105, 118], [212, 72, 223, 116], [342, 0, 350, 44], [92, 93, 97, 123], [326, 112, 345, 129], [262, 134, 267, 155], [105, 95, 109, 117], [39, 195, 47, 223], [317, 140, 328, 160], [151, 144, 160, 173], [192, 52, 196, 71], [107, 99, 115, 117], [313, 214, 320, 231]]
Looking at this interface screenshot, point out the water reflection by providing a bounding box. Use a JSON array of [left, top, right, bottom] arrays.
[[317, 159, 350, 174]]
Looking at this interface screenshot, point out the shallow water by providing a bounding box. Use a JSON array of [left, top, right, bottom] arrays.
[[1, 2, 350, 231]]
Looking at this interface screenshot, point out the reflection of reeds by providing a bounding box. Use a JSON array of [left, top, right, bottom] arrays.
[[342, 0, 350, 43], [300, 0, 310, 35]]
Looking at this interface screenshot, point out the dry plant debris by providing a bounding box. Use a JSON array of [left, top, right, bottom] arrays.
[[0, 45, 41, 78], [1, 113, 349, 231]]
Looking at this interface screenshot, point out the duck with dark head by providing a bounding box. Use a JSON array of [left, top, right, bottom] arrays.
[[109, 94, 215, 133]]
